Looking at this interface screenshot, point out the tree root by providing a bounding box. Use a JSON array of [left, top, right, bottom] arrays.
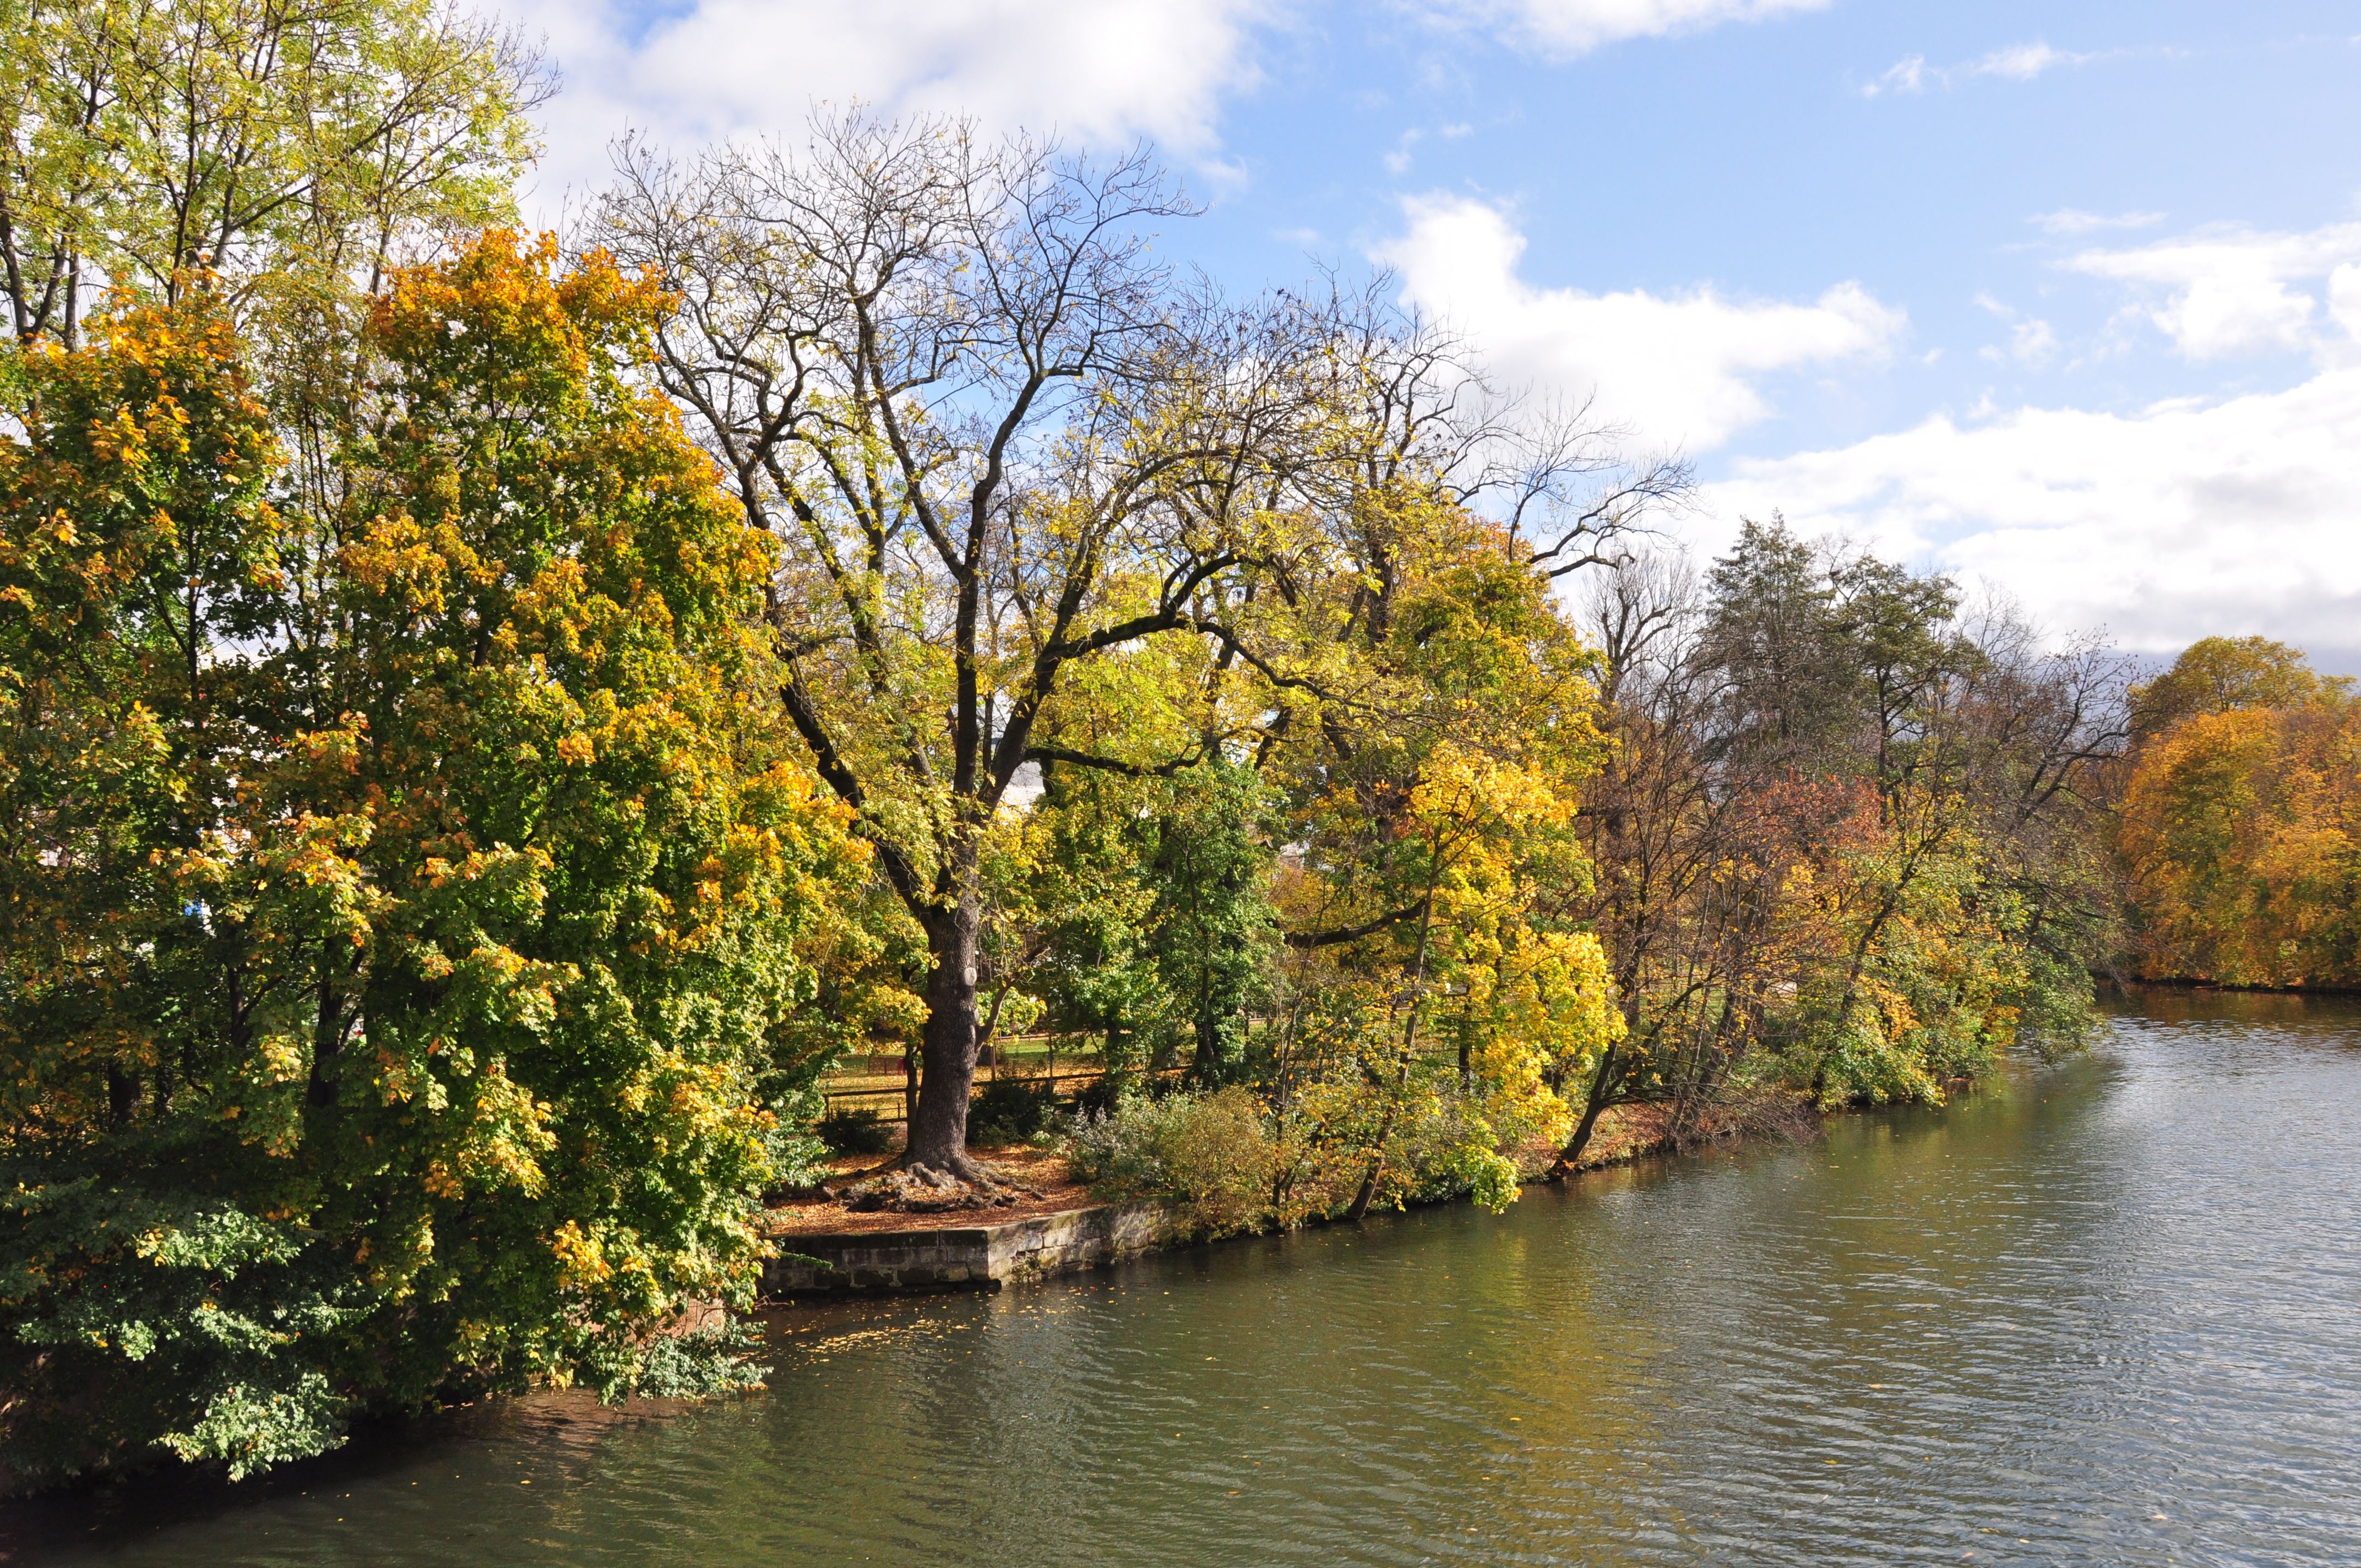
[[901, 1148, 1005, 1185], [841, 1157, 1040, 1213]]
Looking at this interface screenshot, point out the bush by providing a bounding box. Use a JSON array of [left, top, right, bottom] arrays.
[[613, 1318, 771, 1402], [1066, 1072, 1126, 1120], [817, 1106, 896, 1156], [968, 1078, 1057, 1146], [1066, 1087, 1279, 1237]]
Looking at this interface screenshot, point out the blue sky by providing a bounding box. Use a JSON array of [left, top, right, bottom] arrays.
[[501, 0, 2361, 663]]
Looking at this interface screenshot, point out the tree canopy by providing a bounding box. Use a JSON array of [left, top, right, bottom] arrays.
[[0, 233, 864, 1483], [0, 9, 2174, 1490], [2118, 638, 2360, 986]]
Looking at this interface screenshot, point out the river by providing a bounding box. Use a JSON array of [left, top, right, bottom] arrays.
[[10, 989, 2361, 1566]]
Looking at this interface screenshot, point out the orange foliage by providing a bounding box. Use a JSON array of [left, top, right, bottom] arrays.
[[2118, 678, 2361, 986]]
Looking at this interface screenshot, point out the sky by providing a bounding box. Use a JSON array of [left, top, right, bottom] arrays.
[[491, 0, 2361, 666]]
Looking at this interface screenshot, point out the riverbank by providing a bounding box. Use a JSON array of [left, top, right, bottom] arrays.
[[758, 1097, 1784, 1300]]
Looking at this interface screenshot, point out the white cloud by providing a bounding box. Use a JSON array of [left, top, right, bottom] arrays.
[[1974, 292, 2059, 367], [2068, 220, 2361, 361], [1419, 0, 1830, 59], [496, 0, 1279, 209], [1976, 318, 2059, 367], [2034, 209, 2167, 236], [1374, 193, 1905, 450], [1862, 55, 1928, 97], [2008, 318, 2060, 365], [1701, 367, 2361, 656], [2332, 264, 2361, 341], [1865, 39, 2097, 99], [1972, 41, 2088, 81]]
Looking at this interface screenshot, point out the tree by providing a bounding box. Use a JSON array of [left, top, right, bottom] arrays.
[[1564, 522, 2121, 1153], [0, 0, 545, 347], [593, 116, 1377, 1176], [2128, 635, 2331, 744], [0, 234, 862, 1484], [594, 102, 1686, 1183], [1021, 759, 1280, 1087], [2117, 639, 2359, 985]]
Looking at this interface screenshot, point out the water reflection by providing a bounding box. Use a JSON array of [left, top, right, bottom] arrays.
[[10, 990, 2361, 1566]]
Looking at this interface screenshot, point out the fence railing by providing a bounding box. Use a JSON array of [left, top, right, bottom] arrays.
[[818, 1041, 1180, 1124]]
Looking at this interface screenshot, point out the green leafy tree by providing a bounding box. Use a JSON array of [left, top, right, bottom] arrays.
[[1142, 763, 1281, 1086], [1024, 760, 1279, 1085], [0, 0, 545, 346], [0, 233, 862, 1485]]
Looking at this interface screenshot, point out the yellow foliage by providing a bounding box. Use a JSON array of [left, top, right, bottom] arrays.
[[2119, 701, 2361, 985]]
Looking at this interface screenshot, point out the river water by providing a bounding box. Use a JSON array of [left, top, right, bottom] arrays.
[[12, 990, 2361, 1566]]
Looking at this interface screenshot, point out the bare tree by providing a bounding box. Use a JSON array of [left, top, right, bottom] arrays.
[[594, 116, 1352, 1175]]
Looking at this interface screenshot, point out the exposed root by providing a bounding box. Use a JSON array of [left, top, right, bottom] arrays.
[[841, 1157, 1041, 1214], [902, 1148, 1004, 1185]]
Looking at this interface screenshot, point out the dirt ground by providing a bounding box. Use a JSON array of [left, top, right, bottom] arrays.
[[761, 1144, 1098, 1239]]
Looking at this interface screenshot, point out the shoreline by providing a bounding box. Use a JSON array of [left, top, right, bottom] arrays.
[[760, 1097, 1809, 1303], [2109, 974, 2361, 998]]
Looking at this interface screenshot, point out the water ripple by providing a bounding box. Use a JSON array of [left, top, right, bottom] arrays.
[[13, 992, 2361, 1566]]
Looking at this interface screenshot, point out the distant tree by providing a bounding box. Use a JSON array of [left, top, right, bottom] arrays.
[[2118, 639, 2359, 985], [1565, 521, 2125, 1155], [2128, 635, 2336, 744]]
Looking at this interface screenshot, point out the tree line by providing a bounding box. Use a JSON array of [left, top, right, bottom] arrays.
[[0, 4, 2245, 1489]]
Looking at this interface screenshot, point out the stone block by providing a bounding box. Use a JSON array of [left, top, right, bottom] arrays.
[[761, 1203, 1181, 1299]]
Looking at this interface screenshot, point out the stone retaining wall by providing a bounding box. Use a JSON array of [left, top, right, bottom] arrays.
[[763, 1202, 1181, 1298]]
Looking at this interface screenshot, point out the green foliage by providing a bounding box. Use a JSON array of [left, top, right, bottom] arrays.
[[0, 236, 862, 1486], [1024, 760, 1281, 1083], [1067, 1087, 1280, 1238], [598, 1318, 769, 1404], [966, 1079, 1056, 1147], [817, 1105, 895, 1157], [1141, 765, 1283, 1085], [1065, 1071, 1539, 1234]]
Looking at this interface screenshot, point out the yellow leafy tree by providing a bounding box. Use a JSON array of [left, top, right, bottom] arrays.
[[2119, 699, 2361, 985], [0, 235, 867, 1485]]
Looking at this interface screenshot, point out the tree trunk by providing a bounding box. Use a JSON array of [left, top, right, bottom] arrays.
[[1556, 1043, 1621, 1170], [904, 897, 985, 1175], [1345, 1156, 1383, 1222], [901, 1038, 918, 1130]]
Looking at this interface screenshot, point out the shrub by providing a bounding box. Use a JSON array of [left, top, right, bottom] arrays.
[[817, 1106, 896, 1156], [1066, 1072, 1126, 1120], [968, 1078, 1057, 1146], [1067, 1087, 1279, 1237]]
